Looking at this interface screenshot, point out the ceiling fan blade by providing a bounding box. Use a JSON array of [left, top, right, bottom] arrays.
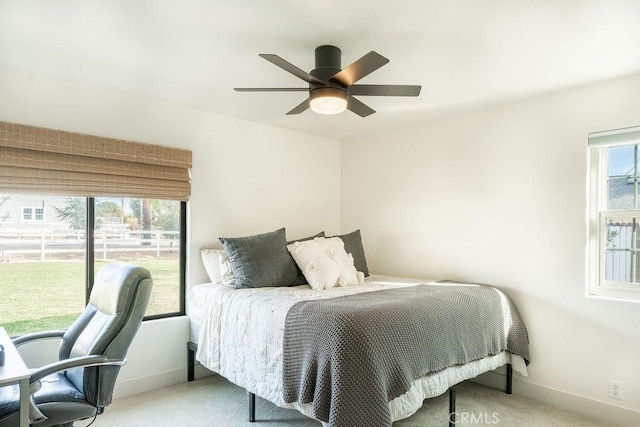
[[259, 54, 326, 85], [347, 96, 376, 117], [330, 51, 389, 87], [234, 88, 308, 92], [349, 84, 421, 97], [286, 98, 310, 115]]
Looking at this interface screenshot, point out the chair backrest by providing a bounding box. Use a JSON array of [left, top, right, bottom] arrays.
[[58, 263, 153, 407]]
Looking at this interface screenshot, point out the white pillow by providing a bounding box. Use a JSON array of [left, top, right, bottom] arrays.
[[217, 250, 235, 286], [200, 248, 235, 286], [287, 237, 364, 290]]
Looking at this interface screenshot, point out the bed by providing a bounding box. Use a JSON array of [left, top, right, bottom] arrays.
[[188, 228, 529, 426], [188, 275, 527, 422]]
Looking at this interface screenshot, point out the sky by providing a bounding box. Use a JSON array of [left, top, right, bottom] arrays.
[[609, 145, 636, 177]]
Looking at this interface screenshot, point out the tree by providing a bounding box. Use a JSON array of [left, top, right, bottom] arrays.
[[128, 199, 179, 231], [154, 200, 179, 232], [54, 198, 123, 230], [53, 197, 85, 230], [95, 200, 124, 229], [141, 198, 153, 245], [96, 200, 122, 219], [128, 199, 178, 245]]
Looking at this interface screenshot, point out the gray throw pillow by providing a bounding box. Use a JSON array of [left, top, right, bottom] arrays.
[[332, 229, 370, 276], [220, 228, 299, 289]]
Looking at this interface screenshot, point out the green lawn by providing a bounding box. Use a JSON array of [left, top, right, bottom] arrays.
[[0, 259, 180, 336]]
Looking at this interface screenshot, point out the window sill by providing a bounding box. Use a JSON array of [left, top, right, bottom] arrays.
[[586, 286, 640, 303]]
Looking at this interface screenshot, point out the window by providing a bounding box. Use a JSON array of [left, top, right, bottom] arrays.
[[22, 207, 32, 220], [0, 121, 191, 335], [587, 126, 640, 302], [0, 194, 185, 335], [93, 197, 184, 317], [21, 207, 45, 221]]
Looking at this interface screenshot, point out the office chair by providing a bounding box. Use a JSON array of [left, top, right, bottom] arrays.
[[0, 263, 153, 427]]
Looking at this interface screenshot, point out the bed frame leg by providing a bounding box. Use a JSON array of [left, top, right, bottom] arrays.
[[448, 387, 456, 427], [506, 363, 513, 395], [249, 392, 256, 422], [187, 342, 197, 382]]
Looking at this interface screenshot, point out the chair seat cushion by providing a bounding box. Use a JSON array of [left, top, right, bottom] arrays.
[[0, 383, 19, 421], [0, 373, 93, 426], [35, 372, 86, 405]]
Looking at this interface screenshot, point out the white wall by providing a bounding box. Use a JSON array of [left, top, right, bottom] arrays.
[[341, 73, 640, 425], [0, 66, 341, 395]]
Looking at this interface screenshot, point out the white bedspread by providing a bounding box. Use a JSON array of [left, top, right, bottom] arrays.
[[192, 275, 527, 424]]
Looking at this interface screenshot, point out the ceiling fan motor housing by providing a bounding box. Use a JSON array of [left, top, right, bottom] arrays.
[[311, 45, 345, 93]]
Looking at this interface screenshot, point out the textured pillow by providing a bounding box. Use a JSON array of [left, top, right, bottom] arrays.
[[288, 231, 325, 285], [287, 237, 364, 290], [220, 228, 299, 289], [200, 249, 235, 286], [331, 229, 370, 276]]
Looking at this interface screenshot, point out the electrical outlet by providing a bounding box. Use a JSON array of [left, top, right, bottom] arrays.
[[609, 380, 623, 400]]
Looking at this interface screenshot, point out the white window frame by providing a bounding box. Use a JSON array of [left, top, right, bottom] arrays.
[[587, 126, 640, 302]]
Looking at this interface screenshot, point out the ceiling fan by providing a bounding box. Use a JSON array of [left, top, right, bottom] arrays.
[[234, 45, 421, 117]]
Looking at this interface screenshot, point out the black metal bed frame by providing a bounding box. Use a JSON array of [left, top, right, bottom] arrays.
[[187, 342, 513, 426]]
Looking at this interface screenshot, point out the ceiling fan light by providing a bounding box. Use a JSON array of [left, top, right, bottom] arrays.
[[309, 87, 347, 115]]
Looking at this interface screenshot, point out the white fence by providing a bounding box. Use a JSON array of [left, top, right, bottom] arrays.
[[0, 228, 179, 262]]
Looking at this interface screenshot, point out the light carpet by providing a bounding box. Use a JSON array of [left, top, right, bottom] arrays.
[[83, 375, 616, 426]]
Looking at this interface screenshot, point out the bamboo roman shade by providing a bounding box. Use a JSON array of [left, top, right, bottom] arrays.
[[0, 121, 192, 200]]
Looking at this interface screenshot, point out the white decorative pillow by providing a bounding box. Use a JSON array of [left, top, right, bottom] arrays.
[[201, 249, 235, 286], [287, 237, 364, 290]]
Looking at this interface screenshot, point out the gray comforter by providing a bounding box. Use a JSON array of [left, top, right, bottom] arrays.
[[282, 283, 529, 427]]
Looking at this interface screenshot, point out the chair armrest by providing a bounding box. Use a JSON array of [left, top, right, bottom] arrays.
[[12, 330, 66, 347], [30, 355, 127, 384], [25, 356, 126, 424]]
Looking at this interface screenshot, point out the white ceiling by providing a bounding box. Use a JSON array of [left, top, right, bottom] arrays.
[[1, 0, 640, 140]]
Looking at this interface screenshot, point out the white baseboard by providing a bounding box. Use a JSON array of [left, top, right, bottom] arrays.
[[473, 371, 640, 427], [113, 368, 187, 399]]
